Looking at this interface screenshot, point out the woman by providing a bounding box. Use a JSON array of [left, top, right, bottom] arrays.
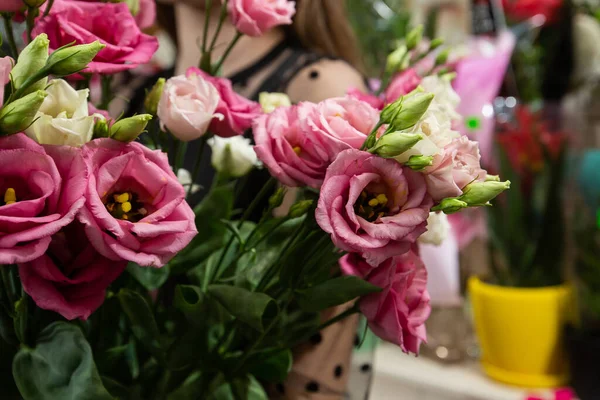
[[157, 1, 372, 398]]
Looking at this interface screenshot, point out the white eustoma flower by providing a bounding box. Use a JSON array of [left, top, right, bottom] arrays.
[[419, 212, 451, 246], [176, 168, 201, 195], [25, 79, 98, 147], [259, 92, 292, 113], [208, 135, 260, 177]]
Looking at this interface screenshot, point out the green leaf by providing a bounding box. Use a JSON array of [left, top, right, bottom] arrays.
[[101, 376, 130, 399], [118, 289, 165, 364], [12, 322, 112, 400], [173, 285, 204, 325], [235, 375, 268, 400], [167, 372, 204, 400], [296, 276, 381, 312], [127, 262, 170, 291], [207, 285, 278, 332], [248, 349, 292, 383]]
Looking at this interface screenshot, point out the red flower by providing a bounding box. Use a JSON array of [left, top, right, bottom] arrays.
[[502, 0, 562, 24]]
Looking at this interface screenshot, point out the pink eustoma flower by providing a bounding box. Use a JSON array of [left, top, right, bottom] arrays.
[[228, 0, 296, 37], [0, 57, 13, 108], [358, 250, 431, 354], [423, 136, 488, 201], [19, 222, 126, 320], [0, 133, 87, 264], [316, 149, 432, 266], [78, 139, 197, 267], [33, 1, 158, 74], [187, 67, 262, 138], [385, 68, 422, 104], [347, 87, 384, 110]]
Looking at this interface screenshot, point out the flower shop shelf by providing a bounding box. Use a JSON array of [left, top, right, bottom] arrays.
[[371, 343, 558, 400]]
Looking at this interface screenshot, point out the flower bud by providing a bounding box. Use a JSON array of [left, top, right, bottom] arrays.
[[458, 180, 511, 207], [268, 187, 286, 209], [435, 49, 450, 66], [0, 90, 47, 135], [390, 92, 434, 131], [11, 34, 49, 96], [110, 114, 152, 142], [289, 200, 314, 219], [46, 41, 106, 76], [485, 174, 500, 182], [431, 198, 468, 214], [380, 98, 403, 126], [93, 119, 110, 139], [23, 0, 47, 7], [386, 44, 407, 74], [430, 38, 444, 50], [144, 78, 165, 116], [405, 25, 423, 50], [370, 132, 422, 158], [405, 155, 434, 170], [208, 136, 259, 178], [259, 92, 291, 113]]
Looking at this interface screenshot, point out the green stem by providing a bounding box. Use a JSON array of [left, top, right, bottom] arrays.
[[213, 32, 242, 74], [2, 16, 19, 60], [237, 177, 276, 229], [25, 7, 37, 43], [208, 0, 228, 53], [43, 0, 55, 17], [0, 267, 15, 310], [292, 305, 360, 348], [187, 135, 209, 198], [201, 0, 213, 54], [174, 140, 188, 176], [98, 75, 113, 110], [360, 121, 384, 150]]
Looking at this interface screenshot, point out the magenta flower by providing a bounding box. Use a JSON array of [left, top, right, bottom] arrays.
[[423, 136, 488, 201], [33, 1, 158, 74], [0, 57, 13, 108], [78, 139, 197, 267], [0, 134, 87, 264], [358, 250, 431, 354], [187, 67, 262, 138], [0, 0, 24, 12], [316, 149, 432, 266], [19, 222, 126, 320], [228, 0, 296, 37], [385, 68, 422, 104], [254, 105, 329, 188]]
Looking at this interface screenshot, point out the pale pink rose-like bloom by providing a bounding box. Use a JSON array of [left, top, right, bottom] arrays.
[[158, 74, 222, 141], [254, 105, 327, 188], [347, 87, 384, 110], [359, 250, 431, 354], [187, 67, 262, 137], [385, 68, 422, 104], [298, 96, 380, 155], [33, 1, 158, 74], [228, 0, 296, 37], [423, 136, 487, 201], [0, 0, 23, 12], [316, 149, 433, 266], [78, 139, 197, 267], [19, 222, 126, 321], [0, 57, 13, 108], [0, 134, 87, 264]]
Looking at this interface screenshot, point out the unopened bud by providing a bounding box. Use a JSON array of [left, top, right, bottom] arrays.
[[11, 34, 49, 96], [268, 187, 286, 209], [458, 180, 511, 207], [390, 92, 434, 131], [370, 132, 422, 158], [144, 78, 165, 116], [405, 155, 434, 170], [435, 49, 450, 66], [405, 25, 423, 50], [485, 174, 500, 182], [46, 41, 105, 76], [380, 98, 403, 126], [289, 200, 314, 219], [431, 198, 468, 214], [386, 44, 407, 74], [110, 114, 152, 142], [430, 38, 444, 50], [259, 92, 291, 113], [0, 90, 47, 135], [93, 119, 109, 139], [23, 0, 46, 7]]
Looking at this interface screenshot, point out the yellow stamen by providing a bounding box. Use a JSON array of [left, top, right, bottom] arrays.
[[121, 202, 132, 213], [114, 193, 130, 203], [122, 214, 129, 220], [376, 194, 388, 205], [293, 146, 301, 155], [368, 198, 379, 207], [4, 188, 16, 204]]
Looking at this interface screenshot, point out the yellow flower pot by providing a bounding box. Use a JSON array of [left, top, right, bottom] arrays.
[[468, 277, 575, 388]]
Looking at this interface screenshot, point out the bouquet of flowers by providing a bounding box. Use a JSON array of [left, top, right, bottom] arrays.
[[0, 1, 508, 398]]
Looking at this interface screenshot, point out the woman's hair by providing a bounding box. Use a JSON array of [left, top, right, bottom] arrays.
[[156, 0, 364, 72], [290, 0, 364, 72]]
